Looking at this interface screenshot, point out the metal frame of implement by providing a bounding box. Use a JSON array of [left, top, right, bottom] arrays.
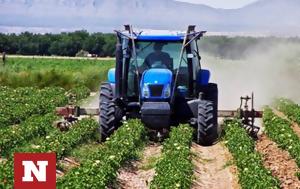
[[56, 93, 262, 137]]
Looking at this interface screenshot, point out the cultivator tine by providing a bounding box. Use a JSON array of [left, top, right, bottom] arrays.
[[55, 106, 80, 131], [55, 117, 78, 131], [238, 93, 262, 138]]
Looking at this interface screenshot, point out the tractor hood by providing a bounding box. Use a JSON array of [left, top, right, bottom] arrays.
[[140, 68, 173, 100]]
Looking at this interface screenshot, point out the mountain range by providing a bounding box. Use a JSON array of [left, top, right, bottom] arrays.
[[0, 0, 299, 35]]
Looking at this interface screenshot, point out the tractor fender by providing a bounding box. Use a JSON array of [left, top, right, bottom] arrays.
[[188, 83, 218, 118], [107, 68, 116, 84], [187, 99, 200, 118]]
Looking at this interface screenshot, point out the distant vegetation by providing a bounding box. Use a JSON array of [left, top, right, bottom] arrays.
[[0, 58, 114, 90], [1, 31, 300, 59], [0, 31, 116, 57]]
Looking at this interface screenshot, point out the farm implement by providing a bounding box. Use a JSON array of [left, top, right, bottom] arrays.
[[56, 25, 262, 144]]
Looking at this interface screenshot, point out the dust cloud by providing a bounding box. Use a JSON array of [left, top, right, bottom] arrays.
[[201, 42, 300, 110]]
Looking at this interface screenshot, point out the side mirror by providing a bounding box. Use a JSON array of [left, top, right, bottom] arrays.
[[107, 68, 116, 83], [197, 69, 210, 85]]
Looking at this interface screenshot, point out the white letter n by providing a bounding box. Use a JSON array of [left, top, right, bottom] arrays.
[[22, 161, 48, 182]]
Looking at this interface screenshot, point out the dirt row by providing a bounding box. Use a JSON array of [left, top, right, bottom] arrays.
[[254, 109, 300, 189], [191, 142, 240, 189], [115, 141, 240, 189], [116, 142, 162, 189], [256, 135, 300, 188]]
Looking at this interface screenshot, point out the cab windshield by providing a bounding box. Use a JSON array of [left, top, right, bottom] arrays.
[[127, 41, 190, 97], [132, 41, 187, 72]]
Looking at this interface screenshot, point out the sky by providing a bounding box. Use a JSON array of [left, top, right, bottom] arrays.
[[175, 0, 258, 9]]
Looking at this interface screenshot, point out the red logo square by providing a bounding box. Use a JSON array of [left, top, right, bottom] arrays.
[[14, 153, 56, 189]]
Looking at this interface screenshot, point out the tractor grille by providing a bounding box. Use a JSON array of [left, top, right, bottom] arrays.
[[149, 85, 164, 97]]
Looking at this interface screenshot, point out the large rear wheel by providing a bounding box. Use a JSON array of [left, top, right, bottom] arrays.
[[99, 83, 122, 141], [197, 100, 218, 145]]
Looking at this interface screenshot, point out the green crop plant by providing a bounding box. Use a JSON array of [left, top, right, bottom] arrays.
[[0, 85, 93, 128], [0, 119, 98, 188], [0, 114, 57, 157], [263, 108, 300, 167], [0, 86, 67, 127], [274, 98, 300, 124], [223, 119, 280, 189], [57, 119, 146, 189], [150, 125, 194, 189]]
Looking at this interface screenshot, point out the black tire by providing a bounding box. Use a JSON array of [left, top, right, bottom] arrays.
[[197, 100, 218, 145], [99, 83, 122, 141]]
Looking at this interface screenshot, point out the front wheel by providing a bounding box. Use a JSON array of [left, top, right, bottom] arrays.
[[99, 83, 122, 141], [197, 100, 218, 145]]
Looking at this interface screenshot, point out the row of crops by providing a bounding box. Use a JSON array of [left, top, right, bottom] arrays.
[[0, 118, 194, 188], [221, 98, 300, 189], [0, 85, 90, 128], [0, 118, 99, 188], [0, 57, 128, 188], [0, 81, 97, 188]]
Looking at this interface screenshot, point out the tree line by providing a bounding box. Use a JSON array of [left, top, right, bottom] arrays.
[[0, 30, 116, 57], [1, 31, 299, 59]]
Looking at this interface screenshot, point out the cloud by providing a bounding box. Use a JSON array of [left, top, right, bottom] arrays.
[[1, 0, 300, 35], [175, 0, 258, 9]]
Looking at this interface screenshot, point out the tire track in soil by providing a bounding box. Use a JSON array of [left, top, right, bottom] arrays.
[[272, 109, 300, 137], [256, 135, 300, 188], [191, 142, 240, 189], [114, 143, 162, 189]]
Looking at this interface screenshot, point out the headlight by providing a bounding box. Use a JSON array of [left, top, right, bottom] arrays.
[[164, 84, 171, 98], [142, 84, 150, 98]]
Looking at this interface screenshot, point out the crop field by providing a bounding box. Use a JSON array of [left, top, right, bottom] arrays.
[[1, 56, 300, 189]]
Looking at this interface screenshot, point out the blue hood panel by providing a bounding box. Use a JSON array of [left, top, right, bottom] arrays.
[[142, 69, 172, 85], [140, 68, 173, 100]]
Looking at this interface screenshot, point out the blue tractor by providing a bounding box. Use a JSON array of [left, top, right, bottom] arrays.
[[56, 25, 262, 143], [99, 25, 219, 145]]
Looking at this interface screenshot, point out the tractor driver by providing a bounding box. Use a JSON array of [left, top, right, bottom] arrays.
[[142, 43, 172, 71]]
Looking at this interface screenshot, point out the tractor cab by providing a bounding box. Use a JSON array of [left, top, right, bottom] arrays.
[[100, 25, 218, 145]]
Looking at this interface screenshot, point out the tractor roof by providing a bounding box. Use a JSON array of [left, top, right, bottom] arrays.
[[137, 30, 185, 41], [119, 29, 186, 41]]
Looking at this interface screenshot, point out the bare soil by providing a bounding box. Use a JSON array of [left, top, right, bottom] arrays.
[[191, 142, 240, 189], [256, 135, 300, 189], [80, 92, 99, 108], [115, 143, 162, 189]]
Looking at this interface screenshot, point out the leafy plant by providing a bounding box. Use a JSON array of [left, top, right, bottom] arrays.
[[263, 108, 300, 167], [0, 118, 98, 188], [67, 85, 91, 105], [0, 86, 67, 127], [0, 114, 56, 157], [57, 119, 146, 189], [274, 98, 300, 124], [223, 119, 280, 189], [150, 125, 194, 189], [0, 85, 93, 128]]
